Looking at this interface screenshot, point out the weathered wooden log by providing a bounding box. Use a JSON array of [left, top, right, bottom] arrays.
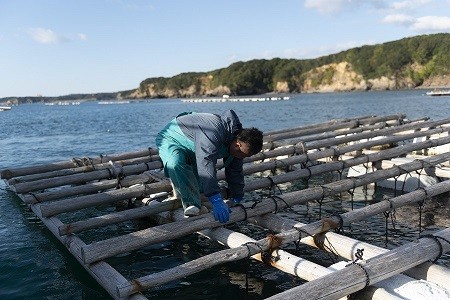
[[39, 133, 450, 218], [156, 209, 398, 300], [58, 193, 181, 235], [51, 134, 448, 234], [263, 115, 374, 136], [80, 153, 450, 264], [7, 155, 160, 185], [22, 170, 167, 204], [280, 117, 450, 151], [6, 123, 385, 192], [262, 123, 386, 151], [11, 161, 162, 194], [256, 117, 450, 158], [0, 115, 383, 181], [25, 124, 449, 205], [243, 126, 450, 176], [244, 137, 450, 192], [263, 114, 406, 142], [0, 148, 158, 180], [251, 213, 450, 290], [265, 228, 450, 300], [114, 179, 450, 296], [8, 123, 384, 194], [11, 117, 450, 195], [264, 120, 368, 143], [26, 201, 147, 300]]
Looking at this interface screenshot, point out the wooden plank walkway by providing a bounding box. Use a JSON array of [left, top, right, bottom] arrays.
[[2, 113, 450, 299]]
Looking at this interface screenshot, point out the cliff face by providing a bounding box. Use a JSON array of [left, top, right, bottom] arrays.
[[131, 61, 450, 99], [298, 61, 421, 93]]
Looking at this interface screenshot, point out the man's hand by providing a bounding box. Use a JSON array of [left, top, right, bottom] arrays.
[[209, 193, 231, 223]]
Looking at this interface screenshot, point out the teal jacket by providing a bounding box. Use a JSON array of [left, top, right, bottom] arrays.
[[175, 110, 244, 197]]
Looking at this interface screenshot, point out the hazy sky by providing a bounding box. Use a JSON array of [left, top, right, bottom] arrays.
[[1, 0, 450, 98]]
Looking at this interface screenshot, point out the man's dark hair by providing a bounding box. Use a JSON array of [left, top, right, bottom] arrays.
[[236, 127, 263, 155]]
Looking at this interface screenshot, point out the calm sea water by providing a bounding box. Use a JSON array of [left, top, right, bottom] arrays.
[[0, 90, 449, 299]]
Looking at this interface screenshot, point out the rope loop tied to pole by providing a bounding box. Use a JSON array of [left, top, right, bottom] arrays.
[[72, 156, 95, 168], [294, 141, 307, 155], [420, 234, 450, 263], [266, 176, 282, 195], [234, 203, 248, 221], [242, 241, 264, 258], [346, 262, 370, 287]]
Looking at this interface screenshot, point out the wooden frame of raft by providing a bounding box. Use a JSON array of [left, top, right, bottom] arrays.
[[2, 113, 450, 300]]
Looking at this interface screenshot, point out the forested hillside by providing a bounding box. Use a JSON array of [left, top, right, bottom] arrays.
[[3, 33, 450, 104]]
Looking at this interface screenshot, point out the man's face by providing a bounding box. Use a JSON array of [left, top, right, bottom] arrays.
[[229, 139, 252, 159]]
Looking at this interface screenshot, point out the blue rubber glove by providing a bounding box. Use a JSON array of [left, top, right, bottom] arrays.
[[209, 193, 230, 223], [231, 196, 243, 204]]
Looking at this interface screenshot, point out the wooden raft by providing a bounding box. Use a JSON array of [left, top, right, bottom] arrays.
[[2, 113, 450, 300]]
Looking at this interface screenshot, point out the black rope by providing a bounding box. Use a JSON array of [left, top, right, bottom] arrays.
[[354, 248, 364, 262], [234, 203, 248, 221], [418, 198, 425, 236], [317, 185, 333, 218], [420, 235, 450, 263], [346, 248, 370, 287], [144, 197, 153, 206], [72, 157, 83, 167], [294, 141, 307, 155], [106, 167, 114, 179], [258, 151, 267, 162], [302, 166, 313, 183], [350, 262, 370, 287], [269, 197, 279, 213], [242, 241, 264, 297], [266, 176, 282, 195], [332, 214, 344, 233], [383, 210, 390, 246], [250, 199, 262, 209], [28, 192, 42, 203], [416, 187, 429, 237]]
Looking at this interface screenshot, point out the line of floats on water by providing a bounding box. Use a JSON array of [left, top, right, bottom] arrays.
[[181, 95, 291, 103], [40, 96, 291, 106], [3, 89, 449, 109], [426, 89, 450, 96]]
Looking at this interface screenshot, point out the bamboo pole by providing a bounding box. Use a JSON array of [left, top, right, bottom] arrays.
[[115, 179, 450, 296], [7, 155, 159, 185], [263, 114, 406, 143], [0, 148, 158, 180], [262, 123, 386, 151], [26, 200, 148, 300], [21, 170, 166, 204], [6, 123, 381, 193], [18, 122, 385, 202], [250, 213, 450, 290], [255, 117, 450, 160], [11, 117, 450, 195], [0, 116, 379, 180], [80, 153, 450, 264], [11, 161, 162, 194], [243, 126, 450, 176], [57, 128, 450, 235], [25, 123, 449, 206], [265, 228, 450, 300], [263, 115, 374, 136], [159, 210, 399, 300], [58, 193, 181, 235], [39, 133, 450, 218], [269, 117, 450, 152], [0, 115, 427, 185]]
